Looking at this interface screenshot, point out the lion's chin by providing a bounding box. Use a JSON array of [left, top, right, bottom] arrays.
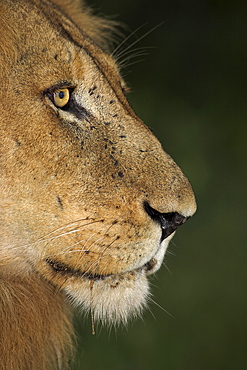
[[62, 236, 174, 325], [64, 269, 150, 326]]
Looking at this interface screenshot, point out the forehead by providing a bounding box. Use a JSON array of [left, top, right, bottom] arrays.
[[5, 0, 114, 61], [7, 0, 81, 56], [5, 0, 120, 88]]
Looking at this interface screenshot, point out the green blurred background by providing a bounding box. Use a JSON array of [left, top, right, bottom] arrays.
[[73, 0, 247, 369]]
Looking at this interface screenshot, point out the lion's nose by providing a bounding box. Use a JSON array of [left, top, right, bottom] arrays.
[[144, 201, 189, 243]]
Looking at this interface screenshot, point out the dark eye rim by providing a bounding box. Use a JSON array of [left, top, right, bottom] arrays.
[[43, 85, 75, 110]]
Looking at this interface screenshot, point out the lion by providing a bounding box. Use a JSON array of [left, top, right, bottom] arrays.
[[0, 0, 196, 368]]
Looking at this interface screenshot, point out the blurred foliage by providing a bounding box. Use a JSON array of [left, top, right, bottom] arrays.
[[73, 0, 247, 369]]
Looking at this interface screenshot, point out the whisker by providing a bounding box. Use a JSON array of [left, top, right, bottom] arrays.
[[38, 224, 97, 245], [162, 261, 173, 276], [76, 222, 117, 257], [80, 235, 119, 276], [39, 220, 103, 241], [114, 22, 164, 61], [112, 23, 149, 58], [148, 296, 174, 319], [54, 239, 91, 256], [14, 219, 103, 251], [118, 51, 149, 67], [120, 58, 146, 71], [146, 302, 157, 321], [39, 218, 91, 237], [116, 46, 153, 63]]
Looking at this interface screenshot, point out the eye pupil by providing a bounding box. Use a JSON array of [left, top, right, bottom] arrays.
[[59, 91, 65, 99]]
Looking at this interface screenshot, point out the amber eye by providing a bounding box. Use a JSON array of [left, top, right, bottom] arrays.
[[53, 88, 70, 108]]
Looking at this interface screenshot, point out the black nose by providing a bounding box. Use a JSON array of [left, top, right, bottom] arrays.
[[144, 202, 189, 243]]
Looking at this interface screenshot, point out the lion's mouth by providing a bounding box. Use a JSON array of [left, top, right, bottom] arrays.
[[46, 256, 158, 281]]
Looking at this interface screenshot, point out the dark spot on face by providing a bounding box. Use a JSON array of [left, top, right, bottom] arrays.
[[109, 100, 115, 104], [119, 135, 126, 138], [85, 250, 90, 255], [110, 155, 118, 166], [112, 114, 118, 118], [144, 258, 157, 272], [54, 54, 58, 60], [104, 122, 111, 125], [19, 53, 28, 63], [56, 196, 63, 210], [110, 282, 119, 288], [15, 139, 21, 146], [88, 86, 97, 95], [118, 171, 124, 178], [81, 141, 84, 149]]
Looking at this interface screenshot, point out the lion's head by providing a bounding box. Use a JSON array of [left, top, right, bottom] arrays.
[[0, 0, 196, 326]]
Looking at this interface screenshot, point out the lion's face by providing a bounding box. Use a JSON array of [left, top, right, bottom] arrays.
[[0, 0, 196, 324]]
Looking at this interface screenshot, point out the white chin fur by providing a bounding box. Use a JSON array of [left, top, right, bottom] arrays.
[[64, 235, 174, 325], [148, 232, 175, 275], [65, 270, 150, 326]]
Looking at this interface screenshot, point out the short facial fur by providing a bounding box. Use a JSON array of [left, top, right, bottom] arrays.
[[0, 0, 196, 368]]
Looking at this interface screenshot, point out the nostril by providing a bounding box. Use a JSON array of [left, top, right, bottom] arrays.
[[144, 201, 189, 242]]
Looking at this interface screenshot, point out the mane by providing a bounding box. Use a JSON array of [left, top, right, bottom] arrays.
[[51, 0, 118, 51], [0, 3, 17, 86], [0, 268, 74, 369], [0, 0, 116, 368]]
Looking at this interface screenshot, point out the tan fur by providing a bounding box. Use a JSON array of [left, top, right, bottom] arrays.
[[0, 270, 74, 369], [0, 0, 196, 368]]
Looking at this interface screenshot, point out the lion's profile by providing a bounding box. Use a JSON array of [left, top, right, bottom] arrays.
[[0, 0, 196, 368]]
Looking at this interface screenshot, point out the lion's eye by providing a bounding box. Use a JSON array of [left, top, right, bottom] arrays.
[[53, 88, 70, 108]]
